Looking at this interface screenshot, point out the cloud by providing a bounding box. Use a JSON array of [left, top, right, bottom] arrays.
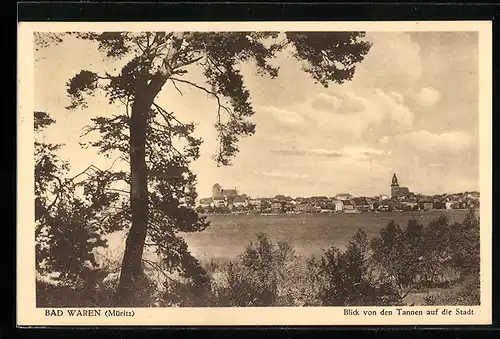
[[328, 155, 390, 175], [311, 92, 365, 114], [307, 89, 414, 138], [373, 89, 414, 129], [378, 136, 391, 145], [260, 171, 309, 179], [271, 148, 344, 157], [271, 145, 386, 160], [310, 93, 340, 112], [246, 33, 422, 145], [259, 106, 305, 125], [417, 87, 442, 107], [396, 130, 472, 154], [341, 146, 386, 160], [388, 91, 404, 104], [354, 32, 423, 89]]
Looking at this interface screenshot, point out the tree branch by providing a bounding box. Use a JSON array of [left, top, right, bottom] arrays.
[[399, 288, 413, 301], [40, 164, 109, 214], [169, 79, 183, 96], [44, 173, 64, 212], [152, 102, 189, 128], [70, 165, 100, 181], [170, 77, 213, 96], [104, 156, 129, 172], [172, 54, 204, 71], [142, 258, 176, 283], [169, 77, 233, 119], [207, 55, 226, 75]]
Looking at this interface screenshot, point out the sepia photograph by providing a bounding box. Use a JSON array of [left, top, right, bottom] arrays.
[[17, 21, 492, 326]]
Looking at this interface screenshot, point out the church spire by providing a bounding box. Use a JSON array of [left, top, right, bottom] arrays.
[[391, 173, 399, 186]]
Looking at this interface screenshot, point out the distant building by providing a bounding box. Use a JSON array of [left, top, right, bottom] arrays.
[[284, 201, 296, 212], [199, 198, 213, 208], [223, 189, 238, 199], [365, 197, 377, 210], [295, 202, 314, 213], [312, 196, 329, 203], [274, 195, 292, 202], [211, 183, 245, 209], [335, 193, 352, 200], [379, 200, 391, 211], [212, 183, 239, 200], [212, 197, 227, 208], [212, 183, 223, 199], [422, 201, 434, 211], [271, 202, 283, 213], [232, 196, 248, 208], [333, 200, 344, 212], [401, 201, 417, 210], [342, 200, 354, 210], [466, 192, 480, 200], [390, 173, 411, 199], [352, 198, 371, 212], [249, 199, 262, 207]]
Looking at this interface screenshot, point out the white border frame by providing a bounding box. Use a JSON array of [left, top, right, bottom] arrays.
[[17, 20, 492, 326]]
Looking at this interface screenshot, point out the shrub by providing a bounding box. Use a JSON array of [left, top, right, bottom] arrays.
[[449, 209, 480, 279], [159, 256, 214, 307], [371, 210, 480, 305], [312, 230, 401, 306], [423, 274, 480, 306], [36, 270, 158, 307], [208, 233, 306, 306], [371, 219, 428, 295]]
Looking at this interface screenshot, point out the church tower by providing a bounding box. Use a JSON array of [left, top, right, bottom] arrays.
[[391, 173, 399, 199], [212, 183, 223, 199]]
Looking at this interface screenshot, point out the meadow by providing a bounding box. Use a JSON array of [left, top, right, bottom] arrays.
[[180, 210, 471, 261]]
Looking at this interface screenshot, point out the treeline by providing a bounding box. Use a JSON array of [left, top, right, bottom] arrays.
[[37, 210, 480, 307]]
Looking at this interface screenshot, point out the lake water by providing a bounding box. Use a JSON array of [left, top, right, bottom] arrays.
[[180, 210, 471, 260]]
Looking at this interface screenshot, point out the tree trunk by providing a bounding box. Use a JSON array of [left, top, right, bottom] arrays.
[[114, 70, 169, 305], [116, 94, 151, 306]]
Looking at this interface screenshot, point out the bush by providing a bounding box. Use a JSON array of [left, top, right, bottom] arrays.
[[449, 209, 480, 279], [209, 233, 304, 306], [370, 209, 479, 303], [371, 219, 427, 292], [312, 230, 402, 306], [423, 274, 480, 306], [36, 271, 158, 307]]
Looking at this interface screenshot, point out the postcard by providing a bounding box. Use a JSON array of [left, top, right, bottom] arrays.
[[17, 20, 492, 326]]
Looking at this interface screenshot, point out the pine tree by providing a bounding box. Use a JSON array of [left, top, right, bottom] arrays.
[[37, 31, 371, 304]]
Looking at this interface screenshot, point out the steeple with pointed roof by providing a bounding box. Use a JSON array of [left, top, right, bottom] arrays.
[[391, 173, 399, 187], [390, 173, 411, 199]]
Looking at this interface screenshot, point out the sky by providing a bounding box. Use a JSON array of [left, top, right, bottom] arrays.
[[34, 31, 480, 199]]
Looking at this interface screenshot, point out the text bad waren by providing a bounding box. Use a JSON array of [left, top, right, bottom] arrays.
[[45, 309, 134, 317]]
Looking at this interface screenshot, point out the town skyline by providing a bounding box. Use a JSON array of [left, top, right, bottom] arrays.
[[199, 176, 480, 201], [197, 178, 479, 214]]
